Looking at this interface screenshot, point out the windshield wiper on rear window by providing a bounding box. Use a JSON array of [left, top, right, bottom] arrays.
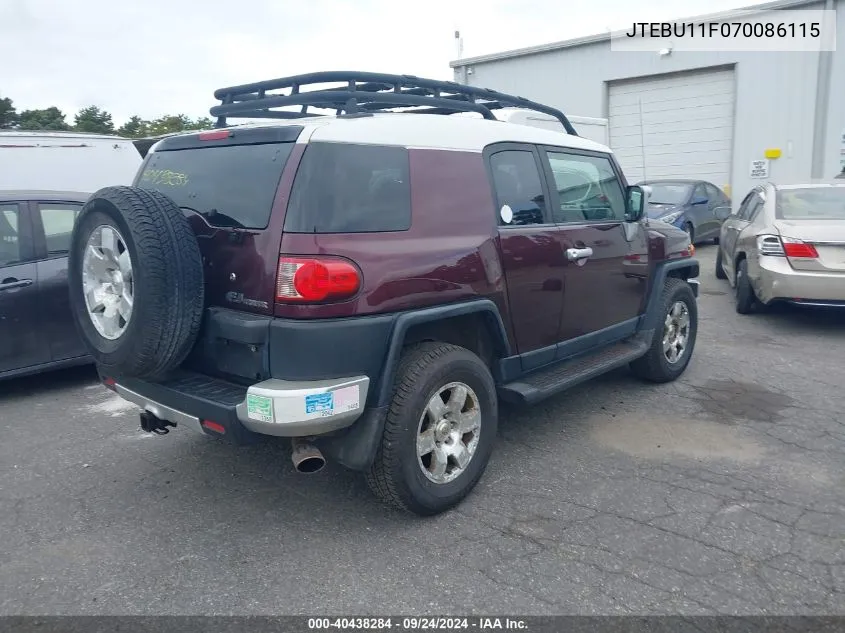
[[180, 206, 245, 229]]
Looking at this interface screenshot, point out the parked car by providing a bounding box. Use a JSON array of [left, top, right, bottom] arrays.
[[0, 191, 91, 379], [66, 71, 700, 516], [638, 179, 731, 245], [0, 131, 142, 192], [715, 182, 845, 313]]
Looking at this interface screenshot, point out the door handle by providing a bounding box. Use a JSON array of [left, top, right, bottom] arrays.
[[566, 247, 593, 261], [0, 278, 33, 291]]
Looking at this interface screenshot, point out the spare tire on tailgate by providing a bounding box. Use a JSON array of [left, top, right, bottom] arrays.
[[68, 185, 205, 381]]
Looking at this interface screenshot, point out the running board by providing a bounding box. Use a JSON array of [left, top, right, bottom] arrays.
[[498, 333, 651, 406]]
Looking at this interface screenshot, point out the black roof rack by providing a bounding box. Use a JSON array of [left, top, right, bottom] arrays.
[[209, 71, 578, 135]]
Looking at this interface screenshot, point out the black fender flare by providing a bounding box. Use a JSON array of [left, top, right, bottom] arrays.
[[373, 299, 511, 408], [319, 299, 510, 472], [641, 259, 700, 331]]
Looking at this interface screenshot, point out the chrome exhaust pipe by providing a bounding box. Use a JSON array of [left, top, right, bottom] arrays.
[[291, 438, 326, 474]]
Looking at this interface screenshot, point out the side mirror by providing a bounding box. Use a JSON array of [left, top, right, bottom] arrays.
[[625, 185, 645, 222], [714, 205, 731, 221], [691, 196, 709, 206]]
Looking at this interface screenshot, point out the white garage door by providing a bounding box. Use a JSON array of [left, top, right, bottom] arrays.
[[608, 67, 736, 189]]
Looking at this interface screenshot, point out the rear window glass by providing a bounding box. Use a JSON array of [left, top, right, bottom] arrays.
[[285, 142, 411, 233], [777, 188, 845, 220], [137, 142, 294, 229]]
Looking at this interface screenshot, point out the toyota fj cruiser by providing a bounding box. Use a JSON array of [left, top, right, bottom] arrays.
[[68, 72, 699, 516]]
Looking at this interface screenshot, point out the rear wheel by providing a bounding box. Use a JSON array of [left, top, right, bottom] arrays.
[[629, 278, 698, 383], [715, 246, 727, 280], [366, 343, 497, 515], [734, 259, 758, 314], [68, 186, 205, 380]]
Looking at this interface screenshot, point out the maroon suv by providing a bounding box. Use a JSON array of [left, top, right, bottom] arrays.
[[68, 72, 700, 516]]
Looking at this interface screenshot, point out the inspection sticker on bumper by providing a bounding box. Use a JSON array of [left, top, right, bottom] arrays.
[[246, 394, 274, 423], [305, 392, 334, 415]]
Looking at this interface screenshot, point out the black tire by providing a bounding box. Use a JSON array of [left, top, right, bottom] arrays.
[[715, 246, 727, 280], [629, 278, 698, 383], [366, 343, 497, 516], [683, 222, 695, 245], [68, 186, 205, 380], [734, 258, 757, 315]]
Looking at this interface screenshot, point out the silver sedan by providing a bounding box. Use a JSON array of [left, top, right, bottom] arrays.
[[715, 182, 845, 313]]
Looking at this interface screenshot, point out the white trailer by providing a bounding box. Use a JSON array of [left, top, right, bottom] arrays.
[[0, 131, 142, 192]]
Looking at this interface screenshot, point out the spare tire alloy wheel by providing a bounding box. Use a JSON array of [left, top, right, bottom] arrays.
[[68, 186, 205, 381], [82, 225, 134, 340], [417, 382, 481, 484]]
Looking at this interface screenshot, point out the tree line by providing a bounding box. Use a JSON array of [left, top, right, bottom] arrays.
[[0, 95, 213, 138]]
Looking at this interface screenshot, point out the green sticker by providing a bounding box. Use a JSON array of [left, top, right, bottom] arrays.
[[246, 394, 273, 423]]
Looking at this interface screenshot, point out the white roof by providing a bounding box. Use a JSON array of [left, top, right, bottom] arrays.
[[153, 113, 612, 154]]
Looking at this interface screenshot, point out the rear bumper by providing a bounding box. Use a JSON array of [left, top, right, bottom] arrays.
[[107, 369, 370, 440], [753, 256, 845, 304]]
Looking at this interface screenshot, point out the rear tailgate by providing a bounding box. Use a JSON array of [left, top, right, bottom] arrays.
[[134, 126, 303, 315]]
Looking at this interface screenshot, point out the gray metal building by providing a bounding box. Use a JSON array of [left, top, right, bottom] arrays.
[[451, 0, 844, 207]]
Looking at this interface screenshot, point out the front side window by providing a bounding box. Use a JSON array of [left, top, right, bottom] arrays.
[[705, 183, 726, 205], [546, 151, 626, 223]]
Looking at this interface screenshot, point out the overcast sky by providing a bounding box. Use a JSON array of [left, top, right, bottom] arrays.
[[1, 0, 769, 126]]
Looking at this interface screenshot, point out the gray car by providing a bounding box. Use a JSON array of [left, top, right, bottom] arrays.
[[0, 190, 92, 379], [715, 182, 845, 313]]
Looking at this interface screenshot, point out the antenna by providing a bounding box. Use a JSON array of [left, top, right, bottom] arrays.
[[454, 30, 464, 59]]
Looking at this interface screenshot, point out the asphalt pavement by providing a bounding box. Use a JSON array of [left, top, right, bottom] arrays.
[[2, 243, 844, 615]]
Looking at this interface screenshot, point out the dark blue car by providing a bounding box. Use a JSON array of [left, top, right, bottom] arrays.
[[638, 179, 732, 245]]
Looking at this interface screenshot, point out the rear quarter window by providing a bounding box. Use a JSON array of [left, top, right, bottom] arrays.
[[285, 142, 411, 233]]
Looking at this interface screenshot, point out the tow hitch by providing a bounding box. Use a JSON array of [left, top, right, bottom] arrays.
[[139, 411, 176, 435]]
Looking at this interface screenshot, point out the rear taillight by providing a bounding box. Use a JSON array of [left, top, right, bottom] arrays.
[[782, 237, 818, 259], [757, 235, 785, 256], [276, 256, 361, 303]]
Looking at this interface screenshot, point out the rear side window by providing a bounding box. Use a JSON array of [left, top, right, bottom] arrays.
[[739, 194, 763, 221], [285, 142, 411, 233], [489, 150, 547, 226], [138, 142, 294, 229], [38, 203, 81, 256]]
